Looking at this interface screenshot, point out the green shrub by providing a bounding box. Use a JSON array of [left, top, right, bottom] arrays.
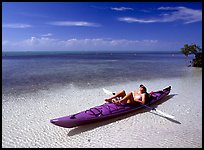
[[180, 44, 202, 68]]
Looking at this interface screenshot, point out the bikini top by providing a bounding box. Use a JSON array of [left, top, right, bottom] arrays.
[[135, 95, 142, 100], [132, 91, 142, 100]]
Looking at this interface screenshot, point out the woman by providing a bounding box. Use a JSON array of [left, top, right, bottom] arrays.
[[104, 84, 148, 105]]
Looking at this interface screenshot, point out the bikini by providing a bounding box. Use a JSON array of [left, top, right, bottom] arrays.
[[132, 91, 142, 100]]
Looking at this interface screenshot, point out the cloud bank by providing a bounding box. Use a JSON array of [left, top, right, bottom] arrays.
[[48, 21, 101, 27], [3, 37, 158, 51], [3, 23, 32, 28], [111, 7, 134, 11], [118, 6, 202, 24]]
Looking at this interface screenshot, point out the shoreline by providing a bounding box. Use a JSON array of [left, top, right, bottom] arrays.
[[2, 66, 197, 97], [2, 50, 182, 56], [2, 67, 202, 148]]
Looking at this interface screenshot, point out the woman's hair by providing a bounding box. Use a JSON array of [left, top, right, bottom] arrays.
[[140, 84, 147, 93]]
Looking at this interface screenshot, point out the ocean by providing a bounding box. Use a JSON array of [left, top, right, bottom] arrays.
[[2, 51, 189, 95]]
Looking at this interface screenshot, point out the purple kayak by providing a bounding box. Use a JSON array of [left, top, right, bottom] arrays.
[[50, 86, 171, 128]]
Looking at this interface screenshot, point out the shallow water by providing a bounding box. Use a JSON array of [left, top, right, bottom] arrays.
[[2, 52, 189, 96]]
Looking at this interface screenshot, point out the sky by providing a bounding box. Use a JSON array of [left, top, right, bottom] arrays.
[[2, 2, 202, 52]]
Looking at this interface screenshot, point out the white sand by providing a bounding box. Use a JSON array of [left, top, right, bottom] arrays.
[[2, 67, 202, 148]]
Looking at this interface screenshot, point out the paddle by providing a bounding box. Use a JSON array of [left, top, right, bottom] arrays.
[[102, 88, 175, 119]]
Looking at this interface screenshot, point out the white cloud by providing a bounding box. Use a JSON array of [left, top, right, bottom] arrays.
[[118, 17, 157, 23], [118, 6, 202, 24], [41, 33, 53, 37], [22, 37, 58, 46], [49, 21, 101, 27], [158, 6, 202, 24], [2, 23, 32, 28], [63, 38, 108, 46], [111, 7, 134, 11], [142, 40, 158, 43], [2, 40, 9, 45], [62, 38, 157, 47], [158, 6, 184, 10], [3, 37, 158, 51]]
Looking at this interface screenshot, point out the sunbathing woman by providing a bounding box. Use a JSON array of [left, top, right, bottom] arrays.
[[104, 84, 148, 105]]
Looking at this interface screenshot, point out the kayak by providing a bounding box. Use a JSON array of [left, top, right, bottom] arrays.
[[50, 86, 171, 128]]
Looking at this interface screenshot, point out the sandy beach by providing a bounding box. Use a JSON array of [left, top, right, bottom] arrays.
[[2, 67, 202, 148], [3, 1, 202, 148]]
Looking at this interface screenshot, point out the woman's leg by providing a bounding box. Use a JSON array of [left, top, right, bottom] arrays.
[[105, 90, 126, 102], [117, 92, 135, 104]]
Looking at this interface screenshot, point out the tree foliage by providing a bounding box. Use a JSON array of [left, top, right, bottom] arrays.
[[180, 44, 202, 67]]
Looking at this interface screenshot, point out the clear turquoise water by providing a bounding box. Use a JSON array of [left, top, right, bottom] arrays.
[[2, 51, 189, 95]]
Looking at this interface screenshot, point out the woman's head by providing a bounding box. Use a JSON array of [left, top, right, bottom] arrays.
[[139, 84, 147, 93]]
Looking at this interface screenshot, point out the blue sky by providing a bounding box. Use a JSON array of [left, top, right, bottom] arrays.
[[2, 2, 202, 52]]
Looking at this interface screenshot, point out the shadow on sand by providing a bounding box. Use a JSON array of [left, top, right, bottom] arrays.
[[67, 94, 180, 136]]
